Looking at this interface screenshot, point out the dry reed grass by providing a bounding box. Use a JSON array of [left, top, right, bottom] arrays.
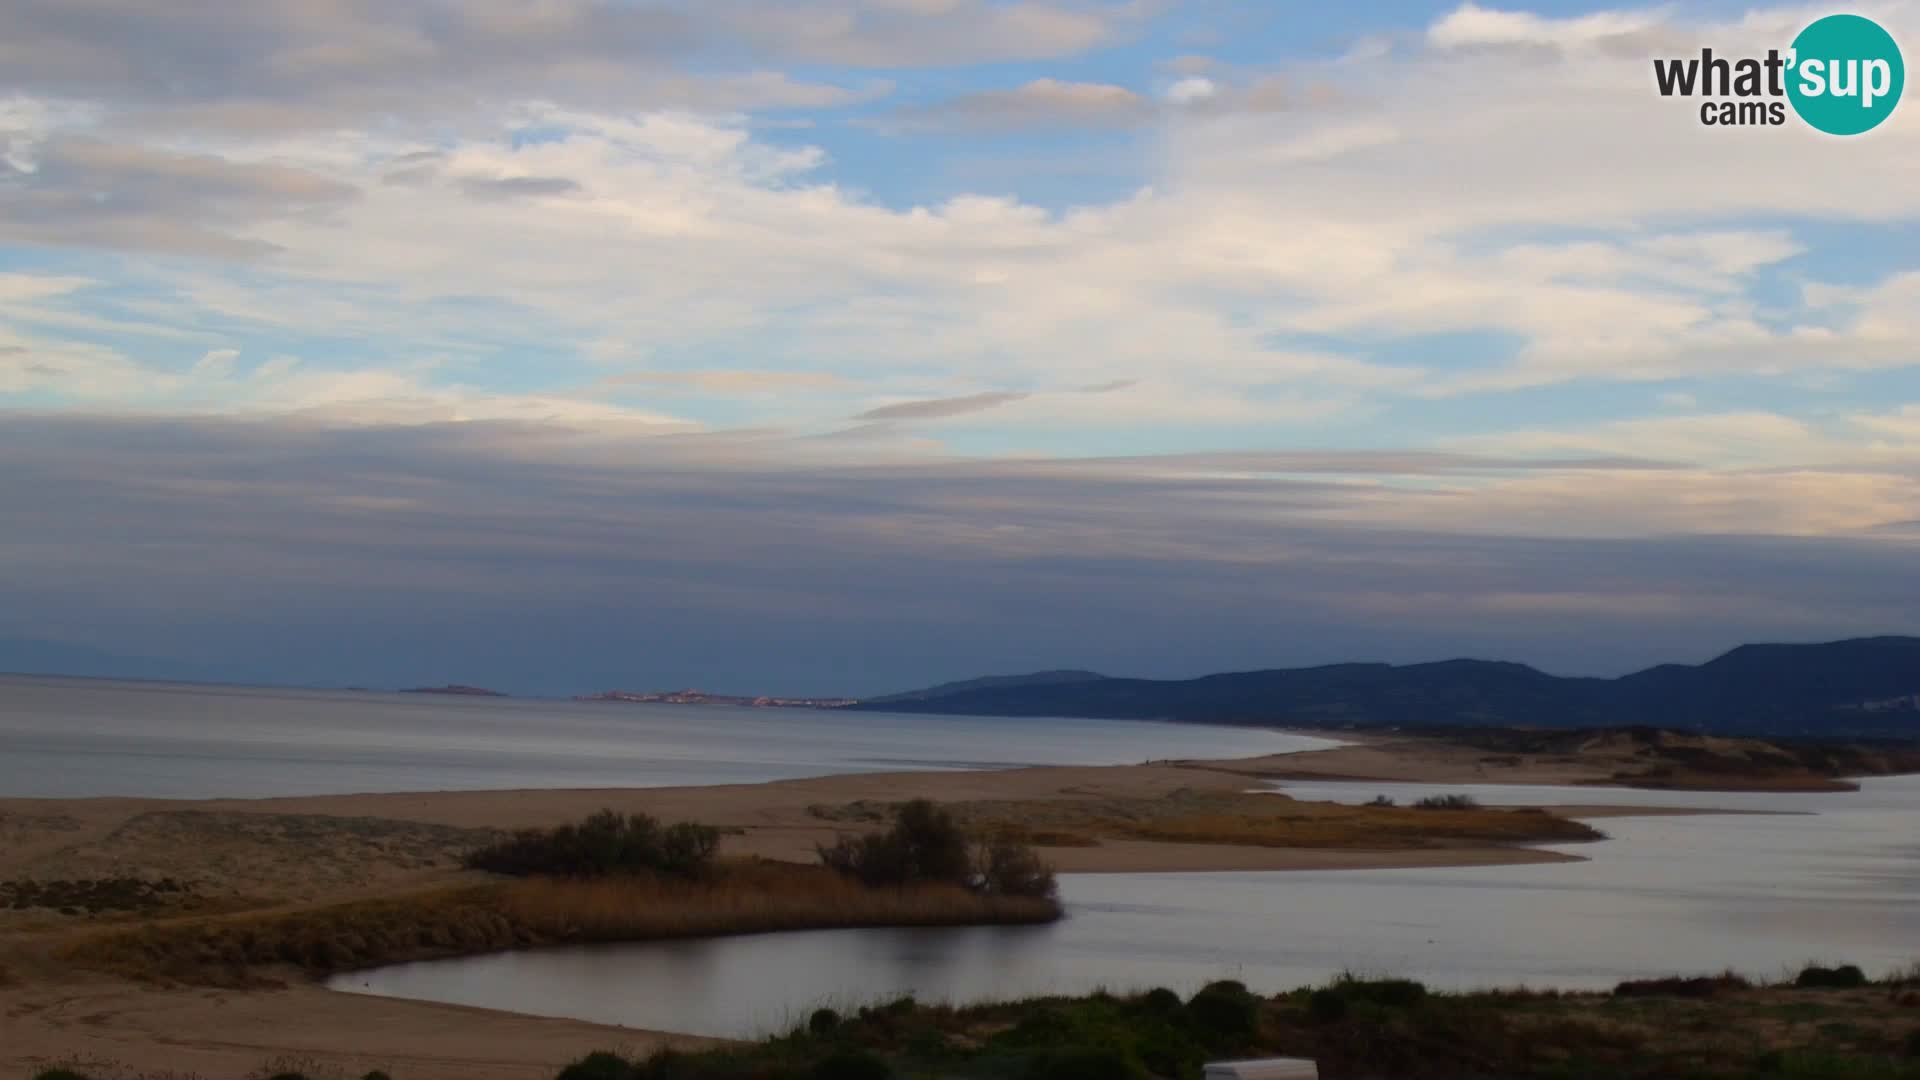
[[60, 860, 1059, 984], [940, 789, 1602, 851]]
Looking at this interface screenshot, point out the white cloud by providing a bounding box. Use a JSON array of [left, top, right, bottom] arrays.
[[1, 0, 1918, 501], [1164, 76, 1219, 105], [192, 348, 240, 377], [1427, 3, 1665, 51]]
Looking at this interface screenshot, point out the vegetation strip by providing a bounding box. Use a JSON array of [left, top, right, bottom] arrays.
[[28, 965, 1920, 1080]]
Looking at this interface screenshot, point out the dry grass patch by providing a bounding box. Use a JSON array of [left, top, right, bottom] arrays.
[[909, 789, 1603, 852]]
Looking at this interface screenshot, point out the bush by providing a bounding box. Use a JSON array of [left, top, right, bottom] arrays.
[[809, 1007, 842, 1034], [466, 811, 720, 879], [819, 800, 971, 888], [635, 1049, 692, 1080], [1133, 1022, 1204, 1078], [1138, 987, 1183, 1014], [1187, 983, 1259, 1042], [977, 839, 1059, 900], [1613, 974, 1749, 998], [1412, 794, 1481, 810], [1365, 795, 1396, 807], [1338, 977, 1428, 1008], [558, 1052, 638, 1080], [1795, 964, 1868, 989], [818, 799, 1054, 898], [1023, 1047, 1145, 1080], [812, 1051, 891, 1080], [660, 822, 722, 876], [1307, 988, 1349, 1023]]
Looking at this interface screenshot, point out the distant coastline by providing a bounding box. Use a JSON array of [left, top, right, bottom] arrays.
[[399, 684, 509, 697], [575, 688, 857, 708]]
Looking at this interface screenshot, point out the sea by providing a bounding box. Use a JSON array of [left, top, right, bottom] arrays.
[[0, 673, 1329, 799]]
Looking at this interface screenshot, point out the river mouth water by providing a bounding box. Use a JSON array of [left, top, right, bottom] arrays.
[[331, 775, 1920, 1039]]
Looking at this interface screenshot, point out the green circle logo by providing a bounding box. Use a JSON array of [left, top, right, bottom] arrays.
[[1787, 14, 1904, 135]]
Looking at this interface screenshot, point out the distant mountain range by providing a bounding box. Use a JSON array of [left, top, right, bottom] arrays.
[[852, 637, 1920, 739], [862, 670, 1108, 705]]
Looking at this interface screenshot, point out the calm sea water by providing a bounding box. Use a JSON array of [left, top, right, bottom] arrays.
[[336, 776, 1920, 1038], [0, 674, 1332, 799]]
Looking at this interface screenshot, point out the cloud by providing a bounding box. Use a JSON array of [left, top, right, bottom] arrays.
[[1, 413, 1914, 692], [459, 175, 583, 200], [192, 349, 240, 377], [1426, 3, 1669, 53], [0, 135, 355, 256], [855, 390, 1031, 421], [1164, 77, 1219, 105], [0, 0, 1116, 134], [8, 1, 1919, 414], [721, 1, 1136, 67], [2, 0, 1919, 540], [882, 78, 1151, 132], [599, 370, 852, 394]]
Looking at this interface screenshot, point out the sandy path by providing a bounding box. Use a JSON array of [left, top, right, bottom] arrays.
[[1, 980, 715, 1080]]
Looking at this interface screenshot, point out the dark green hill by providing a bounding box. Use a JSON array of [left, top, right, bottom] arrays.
[[864, 669, 1109, 705], [853, 637, 1920, 738]]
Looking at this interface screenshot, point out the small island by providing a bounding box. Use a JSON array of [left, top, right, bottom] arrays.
[[399, 684, 508, 697]]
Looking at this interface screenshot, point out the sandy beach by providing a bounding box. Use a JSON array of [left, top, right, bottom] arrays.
[[0, 731, 1869, 1080]]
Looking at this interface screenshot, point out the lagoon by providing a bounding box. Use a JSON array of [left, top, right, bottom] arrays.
[[335, 775, 1920, 1038]]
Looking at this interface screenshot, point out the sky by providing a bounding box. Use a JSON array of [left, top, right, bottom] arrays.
[[2, 0, 1918, 696]]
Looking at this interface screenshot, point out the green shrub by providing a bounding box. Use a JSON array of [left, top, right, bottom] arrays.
[[1003, 1006, 1079, 1046], [1307, 988, 1349, 1023], [1337, 977, 1428, 1008], [1187, 984, 1259, 1042], [1138, 987, 1183, 1014], [467, 811, 720, 879], [1023, 1047, 1146, 1080], [1365, 795, 1396, 807], [558, 1052, 638, 1080], [811, 1050, 891, 1080], [1613, 974, 1749, 998], [809, 1007, 841, 1034], [1795, 964, 1868, 989], [1132, 1021, 1205, 1078], [635, 1049, 692, 1080]]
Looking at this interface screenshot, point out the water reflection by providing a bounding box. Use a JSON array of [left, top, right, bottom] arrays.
[[337, 775, 1920, 1038]]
